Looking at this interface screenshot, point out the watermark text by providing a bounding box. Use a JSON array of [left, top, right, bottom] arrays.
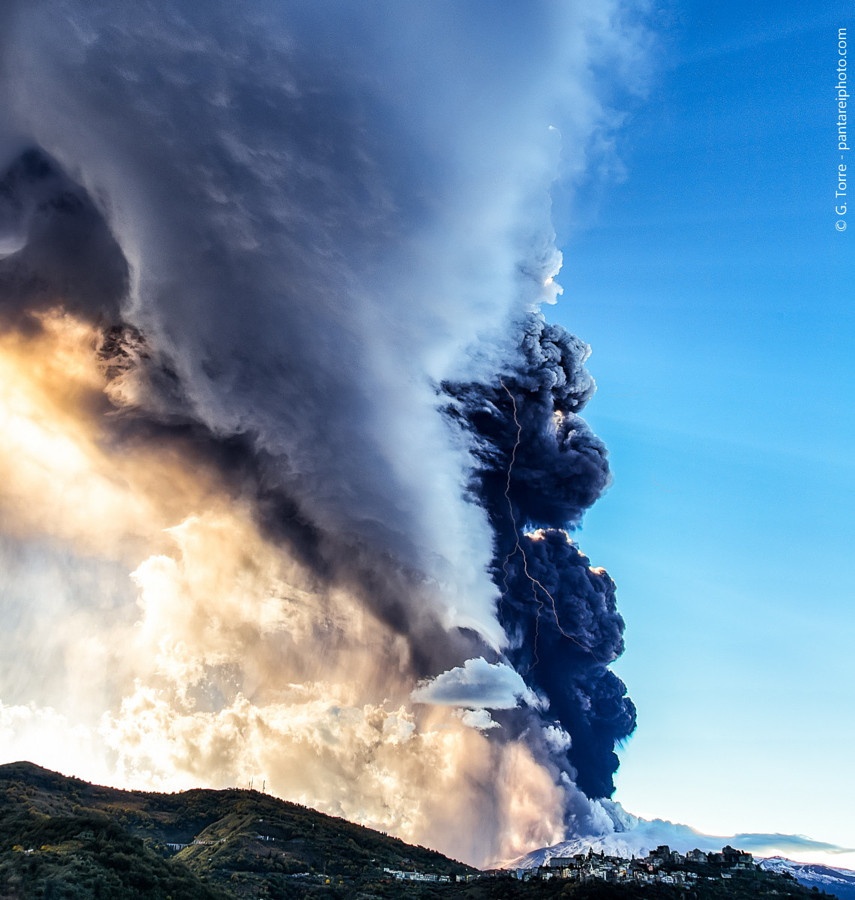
[[836, 27, 849, 231]]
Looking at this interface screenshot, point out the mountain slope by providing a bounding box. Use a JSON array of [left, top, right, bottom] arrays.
[[760, 856, 855, 900], [504, 811, 855, 878], [0, 761, 475, 897]]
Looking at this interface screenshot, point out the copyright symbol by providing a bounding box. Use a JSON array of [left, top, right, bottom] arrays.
[[836, 220, 847, 231]]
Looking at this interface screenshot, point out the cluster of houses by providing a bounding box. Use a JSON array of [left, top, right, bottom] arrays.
[[382, 868, 453, 883], [514, 844, 756, 885]]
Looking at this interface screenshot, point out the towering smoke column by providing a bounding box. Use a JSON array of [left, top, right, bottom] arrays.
[[0, 0, 645, 866], [443, 316, 635, 800]]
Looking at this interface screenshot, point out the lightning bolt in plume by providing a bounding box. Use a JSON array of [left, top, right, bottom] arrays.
[[499, 379, 605, 665]]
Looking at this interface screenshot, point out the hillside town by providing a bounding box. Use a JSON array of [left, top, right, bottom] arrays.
[[511, 845, 758, 887], [380, 845, 759, 888]]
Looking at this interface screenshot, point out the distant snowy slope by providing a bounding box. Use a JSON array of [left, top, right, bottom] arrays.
[[508, 830, 681, 870], [502, 803, 855, 876], [759, 857, 855, 900]]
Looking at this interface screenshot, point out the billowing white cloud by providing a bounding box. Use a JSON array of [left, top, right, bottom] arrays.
[[412, 657, 544, 710], [456, 708, 501, 731]]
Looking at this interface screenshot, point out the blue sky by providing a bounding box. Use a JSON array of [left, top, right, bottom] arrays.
[[551, 0, 855, 858]]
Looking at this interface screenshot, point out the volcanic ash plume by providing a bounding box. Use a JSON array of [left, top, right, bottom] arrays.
[[443, 317, 635, 803], [0, 0, 642, 866]]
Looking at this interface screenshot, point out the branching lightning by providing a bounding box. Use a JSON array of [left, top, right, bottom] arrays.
[[499, 379, 542, 668], [499, 379, 604, 665]]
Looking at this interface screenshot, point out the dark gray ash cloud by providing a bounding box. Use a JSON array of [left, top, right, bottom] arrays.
[[443, 314, 635, 799], [0, 0, 648, 864]]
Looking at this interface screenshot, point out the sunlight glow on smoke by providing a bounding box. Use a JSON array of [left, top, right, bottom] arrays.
[[0, 0, 651, 867]]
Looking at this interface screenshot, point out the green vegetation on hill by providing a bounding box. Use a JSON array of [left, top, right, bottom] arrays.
[[0, 761, 474, 897], [0, 807, 228, 899], [0, 762, 835, 900]]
